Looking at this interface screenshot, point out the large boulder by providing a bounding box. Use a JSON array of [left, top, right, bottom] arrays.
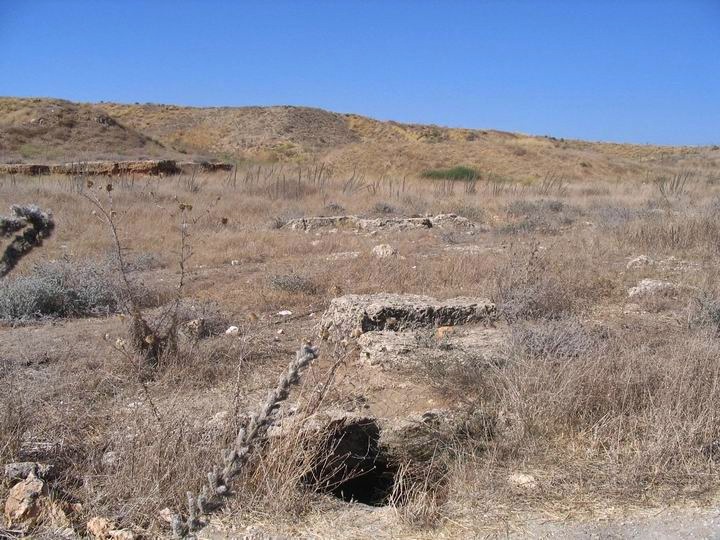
[[319, 293, 496, 342]]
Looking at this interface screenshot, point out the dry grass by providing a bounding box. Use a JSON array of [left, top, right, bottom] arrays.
[[3, 163, 720, 537]]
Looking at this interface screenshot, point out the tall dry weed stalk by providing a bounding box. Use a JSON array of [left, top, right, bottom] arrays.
[[171, 343, 319, 537], [82, 184, 191, 367]]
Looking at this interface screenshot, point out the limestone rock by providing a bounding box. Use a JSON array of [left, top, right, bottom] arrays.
[[325, 251, 360, 261], [319, 293, 496, 342], [4, 472, 46, 528], [626, 255, 655, 269], [508, 472, 539, 491], [283, 213, 476, 233], [4, 461, 53, 482], [627, 279, 676, 298], [88, 516, 134, 539], [371, 244, 397, 258], [180, 318, 206, 340], [380, 409, 493, 463], [357, 327, 506, 369], [87, 516, 114, 538]]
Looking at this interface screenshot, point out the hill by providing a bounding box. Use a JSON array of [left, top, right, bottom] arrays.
[[0, 98, 180, 163], [1, 97, 718, 180]]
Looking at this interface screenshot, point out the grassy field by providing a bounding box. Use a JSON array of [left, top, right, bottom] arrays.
[[3, 164, 720, 537]]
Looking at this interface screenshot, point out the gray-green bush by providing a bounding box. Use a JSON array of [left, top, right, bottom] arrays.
[[0, 258, 122, 320]]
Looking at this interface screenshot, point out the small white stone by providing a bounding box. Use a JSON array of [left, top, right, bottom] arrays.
[[230, 260, 240, 266], [225, 326, 240, 335], [628, 279, 676, 298], [277, 329, 284, 334], [372, 244, 397, 258], [277, 310, 293, 316], [626, 255, 654, 269], [508, 472, 538, 490]]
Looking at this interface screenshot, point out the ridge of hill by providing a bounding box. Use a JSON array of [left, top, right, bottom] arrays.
[[2, 97, 718, 180]]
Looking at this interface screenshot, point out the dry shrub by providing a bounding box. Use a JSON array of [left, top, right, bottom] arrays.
[[493, 246, 577, 321], [324, 201, 346, 214], [508, 317, 602, 360], [370, 201, 398, 215], [691, 292, 720, 333], [0, 258, 127, 320], [269, 273, 320, 295], [84, 408, 233, 532], [0, 393, 27, 466], [390, 460, 448, 529], [479, 329, 720, 490], [616, 210, 720, 253], [231, 421, 331, 519], [499, 198, 580, 234], [440, 202, 485, 222]]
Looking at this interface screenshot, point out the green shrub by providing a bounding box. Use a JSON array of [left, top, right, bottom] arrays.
[[420, 166, 479, 181]]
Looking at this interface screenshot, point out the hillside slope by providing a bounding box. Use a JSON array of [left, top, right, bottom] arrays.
[[1, 97, 717, 180], [0, 98, 180, 163]]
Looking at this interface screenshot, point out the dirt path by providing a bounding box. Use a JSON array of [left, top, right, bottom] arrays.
[[198, 503, 720, 539]]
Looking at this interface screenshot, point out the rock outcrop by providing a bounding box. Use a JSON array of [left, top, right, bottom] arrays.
[[319, 293, 496, 342], [357, 326, 506, 369], [0, 160, 233, 177]]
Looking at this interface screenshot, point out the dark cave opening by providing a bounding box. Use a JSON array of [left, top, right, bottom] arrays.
[[307, 418, 398, 506]]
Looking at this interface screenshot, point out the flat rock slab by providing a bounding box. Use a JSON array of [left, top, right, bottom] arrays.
[[357, 326, 506, 370], [284, 213, 475, 232], [319, 293, 496, 342]]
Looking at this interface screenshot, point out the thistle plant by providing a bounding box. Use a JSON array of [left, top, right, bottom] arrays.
[[0, 205, 55, 279], [171, 342, 319, 537], [83, 185, 191, 367]]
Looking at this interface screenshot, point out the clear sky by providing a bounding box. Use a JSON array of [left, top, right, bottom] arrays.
[[1, 1, 718, 145]]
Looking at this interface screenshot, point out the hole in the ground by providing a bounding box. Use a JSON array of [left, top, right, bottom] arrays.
[[307, 418, 398, 506]]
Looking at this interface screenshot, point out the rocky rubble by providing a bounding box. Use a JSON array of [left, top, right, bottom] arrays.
[[283, 213, 476, 232]]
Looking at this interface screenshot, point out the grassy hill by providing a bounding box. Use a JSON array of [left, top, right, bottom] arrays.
[[1, 97, 718, 180]]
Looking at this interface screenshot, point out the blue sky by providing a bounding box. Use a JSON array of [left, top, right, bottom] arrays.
[[1, 1, 718, 145]]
